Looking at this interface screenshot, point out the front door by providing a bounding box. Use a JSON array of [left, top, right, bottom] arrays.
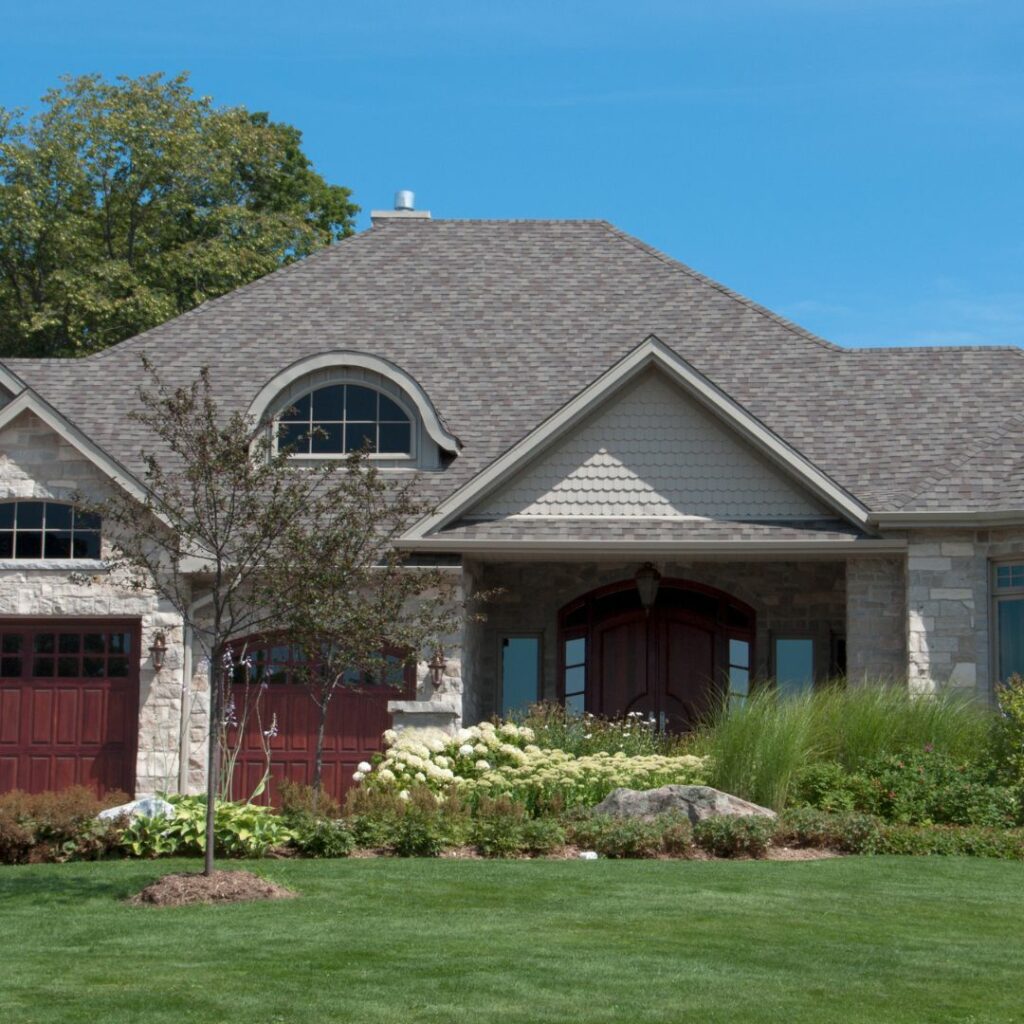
[[561, 580, 754, 732]]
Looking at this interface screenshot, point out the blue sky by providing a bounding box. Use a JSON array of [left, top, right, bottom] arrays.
[[3, 1, 1022, 348]]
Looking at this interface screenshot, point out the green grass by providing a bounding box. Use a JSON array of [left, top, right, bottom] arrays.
[[2, 857, 1023, 1024]]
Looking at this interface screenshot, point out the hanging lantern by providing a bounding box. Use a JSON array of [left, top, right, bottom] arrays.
[[635, 563, 662, 612]]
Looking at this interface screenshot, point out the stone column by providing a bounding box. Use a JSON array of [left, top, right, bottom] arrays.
[[846, 556, 907, 683]]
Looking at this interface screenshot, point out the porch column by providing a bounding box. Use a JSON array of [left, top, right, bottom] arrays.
[[846, 556, 907, 683]]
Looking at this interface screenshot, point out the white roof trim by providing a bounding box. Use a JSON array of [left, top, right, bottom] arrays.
[[0, 363, 27, 396], [397, 537, 905, 558], [871, 510, 1024, 528], [0, 389, 151, 505], [405, 335, 871, 539], [246, 350, 460, 453]]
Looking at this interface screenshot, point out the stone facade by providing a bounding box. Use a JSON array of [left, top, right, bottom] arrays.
[[906, 528, 1024, 700], [462, 557, 849, 719], [0, 409, 195, 794]]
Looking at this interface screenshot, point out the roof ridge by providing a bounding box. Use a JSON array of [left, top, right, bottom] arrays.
[[599, 223, 846, 354], [896, 410, 1024, 510]]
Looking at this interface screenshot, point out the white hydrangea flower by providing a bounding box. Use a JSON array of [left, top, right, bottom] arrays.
[[382, 729, 398, 746], [458, 744, 475, 756], [474, 743, 488, 755], [378, 768, 395, 782], [352, 770, 364, 782], [475, 759, 490, 770], [415, 772, 426, 782], [399, 789, 410, 800], [357, 761, 373, 773]]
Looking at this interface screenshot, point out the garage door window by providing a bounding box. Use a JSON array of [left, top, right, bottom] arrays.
[[0, 501, 101, 559], [24, 630, 131, 678]]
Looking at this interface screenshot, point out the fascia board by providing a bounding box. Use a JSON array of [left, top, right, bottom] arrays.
[[0, 364, 27, 396], [395, 537, 906, 557], [871, 510, 1024, 528], [404, 335, 870, 539]]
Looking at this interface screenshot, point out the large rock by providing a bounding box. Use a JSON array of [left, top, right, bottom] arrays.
[[98, 796, 176, 822], [593, 785, 776, 823]]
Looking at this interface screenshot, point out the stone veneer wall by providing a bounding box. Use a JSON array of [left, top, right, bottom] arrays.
[[463, 558, 848, 721], [846, 556, 907, 682], [0, 409, 197, 794], [907, 528, 1024, 700]]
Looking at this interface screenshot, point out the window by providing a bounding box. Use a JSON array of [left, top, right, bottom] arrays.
[[774, 638, 815, 696], [501, 636, 541, 717], [563, 636, 586, 714], [277, 384, 412, 456], [0, 501, 101, 559], [728, 637, 751, 702], [994, 562, 1024, 681]]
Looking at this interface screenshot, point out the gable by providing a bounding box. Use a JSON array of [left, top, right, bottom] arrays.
[[472, 369, 828, 520]]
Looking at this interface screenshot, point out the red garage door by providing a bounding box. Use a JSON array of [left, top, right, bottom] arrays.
[[227, 642, 415, 807], [0, 619, 140, 797]]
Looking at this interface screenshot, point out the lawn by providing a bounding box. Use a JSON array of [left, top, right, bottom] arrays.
[[1, 857, 1022, 1024]]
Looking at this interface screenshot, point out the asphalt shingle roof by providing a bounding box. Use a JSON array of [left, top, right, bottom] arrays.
[[2, 218, 1022, 517]]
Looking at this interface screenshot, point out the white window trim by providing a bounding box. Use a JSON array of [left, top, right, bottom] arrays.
[[991, 559, 1024, 684]]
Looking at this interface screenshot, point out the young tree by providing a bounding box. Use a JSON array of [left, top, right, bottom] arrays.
[[89, 364, 460, 873], [262, 453, 466, 808], [0, 71, 357, 358]]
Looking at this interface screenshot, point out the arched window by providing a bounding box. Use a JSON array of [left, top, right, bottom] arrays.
[[276, 383, 413, 456], [0, 500, 101, 559]]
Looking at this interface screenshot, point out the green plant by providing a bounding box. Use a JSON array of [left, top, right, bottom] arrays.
[[121, 796, 295, 858], [775, 808, 883, 854], [471, 796, 530, 857], [517, 702, 687, 757], [791, 761, 858, 812], [566, 815, 668, 859], [0, 814, 35, 864], [518, 818, 567, 856], [287, 816, 354, 858], [278, 779, 342, 820], [994, 674, 1024, 783], [701, 689, 815, 810], [854, 750, 1019, 827], [692, 816, 777, 858]]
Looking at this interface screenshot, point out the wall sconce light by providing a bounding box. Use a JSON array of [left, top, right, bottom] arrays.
[[149, 631, 168, 673], [635, 562, 662, 613], [428, 648, 447, 689]]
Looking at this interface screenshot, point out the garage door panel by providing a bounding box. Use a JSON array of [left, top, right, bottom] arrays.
[[55, 688, 80, 745], [0, 619, 140, 797], [81, 687, 106, 745], [0, 689, 20, 744], [30, 689, 53, 744]]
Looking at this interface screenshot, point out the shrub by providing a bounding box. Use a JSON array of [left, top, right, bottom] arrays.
[[566, 815, 668, 859], [518, 818, 567, 856], [0, 786, 128, 863], [791, 762, 858, 813], [776, 808, 883, 854], [517, 702, 686, 757], [278, 778, 341, 820], [693, 815, 777, 859], [288, 816, 354, 858], [120, 796, 295, 858], [875, 823, 1024, 859], [994, 674, 1024, 784], [854, 750, 1019, 827], [471, 796, 529, 857], [360, 721, 708, 812]]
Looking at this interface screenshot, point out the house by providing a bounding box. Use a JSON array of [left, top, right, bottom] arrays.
[[1, 198, 1023, 803]]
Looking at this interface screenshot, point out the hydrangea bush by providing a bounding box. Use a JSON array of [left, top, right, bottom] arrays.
[[355, 720, 708, 812]]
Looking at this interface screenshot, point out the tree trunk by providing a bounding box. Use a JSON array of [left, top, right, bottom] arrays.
[[311, 697, 328, 814], [203, 649, 222, 876]]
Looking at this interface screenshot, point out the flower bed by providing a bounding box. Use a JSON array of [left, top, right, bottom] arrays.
[[356, 721, 709, 812]]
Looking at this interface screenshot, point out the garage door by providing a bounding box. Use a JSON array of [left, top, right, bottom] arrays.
[[228, 641, 415, 806], [0, 619, 140, 797]]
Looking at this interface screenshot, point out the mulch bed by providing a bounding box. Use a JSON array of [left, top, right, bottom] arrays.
[[128, 869, 296, 907]]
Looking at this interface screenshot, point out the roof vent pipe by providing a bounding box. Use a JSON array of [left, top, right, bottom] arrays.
[[394, 190, 415, 211]]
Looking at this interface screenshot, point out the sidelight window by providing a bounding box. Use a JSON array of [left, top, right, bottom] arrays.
[[501, 636, 541, 717], [563, 636, 586, 715], [774, 638, 815, 696], [727, 638, 751, 703], [994, 562, 1024, 681]]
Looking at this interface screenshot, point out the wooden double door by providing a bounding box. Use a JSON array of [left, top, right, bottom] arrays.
[[560, 581, 754, 732]]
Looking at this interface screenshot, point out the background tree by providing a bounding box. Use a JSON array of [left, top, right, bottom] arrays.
[[0, 72, 357, 358]]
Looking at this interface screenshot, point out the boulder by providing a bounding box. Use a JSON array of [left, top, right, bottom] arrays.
[[592, 785, 776, 823], [98, 796, 176, 822]]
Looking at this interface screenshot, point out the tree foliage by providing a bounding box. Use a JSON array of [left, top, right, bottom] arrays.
[[0, 71, 357, 358], [89, 363, 461, 870]]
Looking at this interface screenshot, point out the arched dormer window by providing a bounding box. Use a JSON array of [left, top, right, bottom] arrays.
[[0, 500, 101, 559], [277, 383, 413, 457], [250, 352, 460, 470]]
